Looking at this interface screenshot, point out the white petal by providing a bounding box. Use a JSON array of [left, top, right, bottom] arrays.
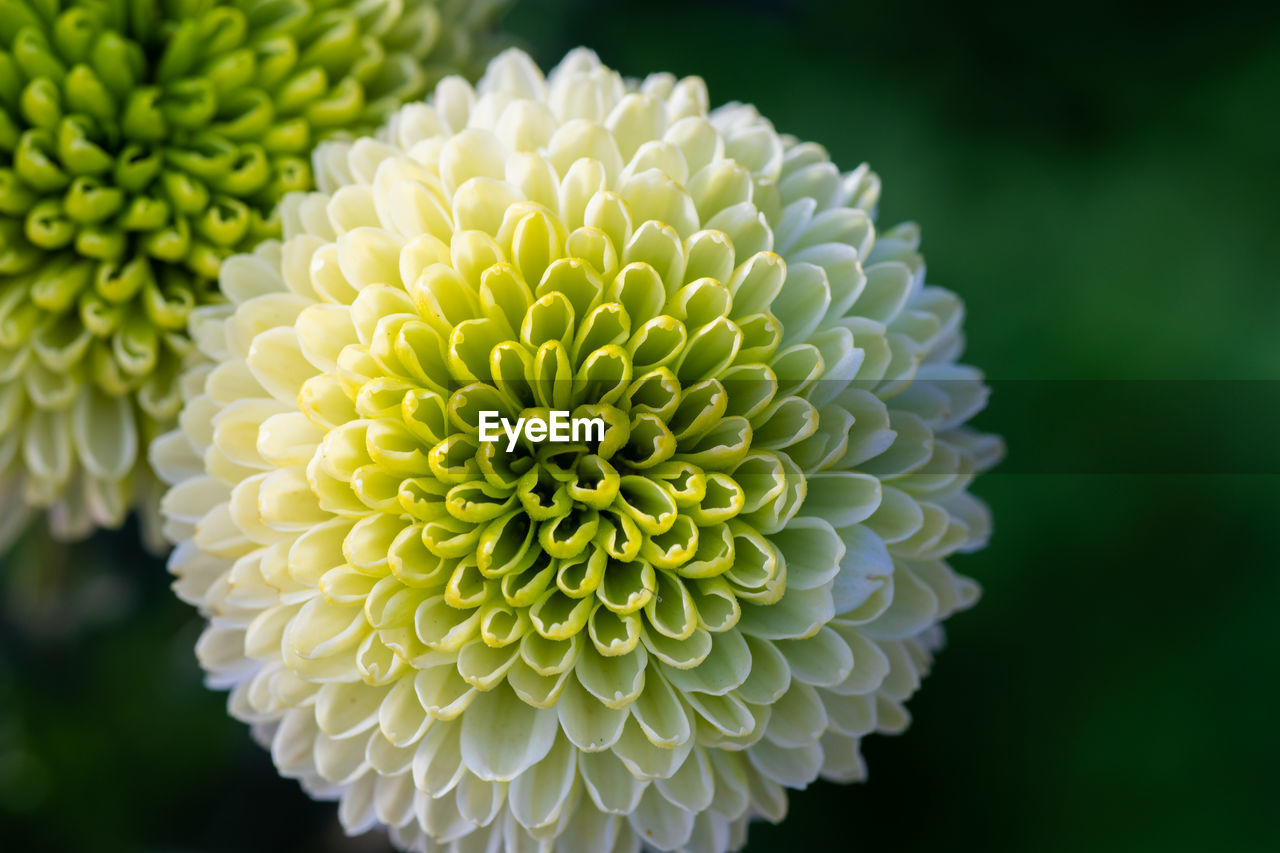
[[508, 735, 576, 829], [575, 643, 647, 709], [654, 745, 713, 812], [557, 677, 627, 753], [336, 771, 378, 833], [627, 670, 691, 748], [747, 738, 823, 788], [315, 681, 387, 739], [411, 718, 465, 797], [685, 691, 756, 739], [774, 626, 853, 688], [762, 682, 826, 748], [455, 771, 505, 828], [579, 749, 646, 815], [626, 784, 694, 851], [559, 800, 621, 852], [825, 624, 890, 696], [459, 684, 558, 782], [818, 731, 867, 783], [72, 386, 137, 480], [832, 524, 893, 613], [739, 585, 833, 641], [733, 635, 791, 705], [803, 471, 882, 528], [372, 771, 418, 831], [315, 728, 372, 784], [659, 628, 750, 696], [822, 691, 876, 737], [861, 566, 941, 641]]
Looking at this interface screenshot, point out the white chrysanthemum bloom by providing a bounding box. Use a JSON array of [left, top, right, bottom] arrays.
[[156, 48, 1002, 852]]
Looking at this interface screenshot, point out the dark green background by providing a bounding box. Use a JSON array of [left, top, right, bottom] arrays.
[[3, 0, 1279, 849]]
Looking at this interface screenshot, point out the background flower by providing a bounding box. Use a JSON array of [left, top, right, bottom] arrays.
[[0, 0, 510, 549], [156, 47, 999, 851]]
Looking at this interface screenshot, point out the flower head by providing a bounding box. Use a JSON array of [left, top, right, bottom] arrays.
[[156, 48, 1002, 852], [0, 0, 509, 546]]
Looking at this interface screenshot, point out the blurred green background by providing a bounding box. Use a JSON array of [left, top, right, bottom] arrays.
[[3, 0, 1279, 850]]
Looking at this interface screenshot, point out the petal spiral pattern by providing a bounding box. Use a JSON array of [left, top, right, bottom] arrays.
[[157, 48, 1003, 852]]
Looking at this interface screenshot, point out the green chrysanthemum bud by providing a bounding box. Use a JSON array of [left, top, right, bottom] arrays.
[[0, 0, 510, 547], [156, 49, 1003, 852]]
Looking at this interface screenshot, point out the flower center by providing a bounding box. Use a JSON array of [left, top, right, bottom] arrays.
[[310, 203, 817, 691]]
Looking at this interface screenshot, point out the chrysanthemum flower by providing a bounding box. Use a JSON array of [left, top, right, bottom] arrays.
[[156, 48, 1002, 852], [0, 0, 509, 547]]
